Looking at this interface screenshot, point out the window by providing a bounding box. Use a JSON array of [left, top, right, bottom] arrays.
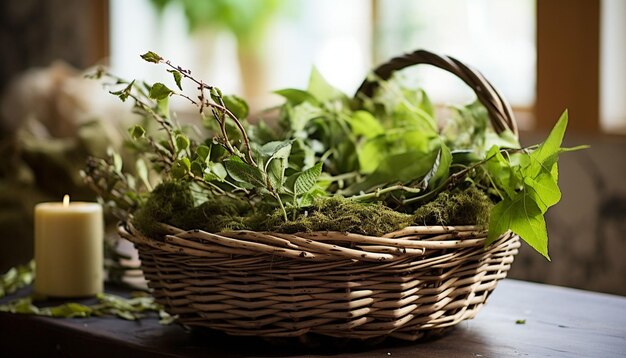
[[376, 0, 535, 109], [109, 0, 623, 134]]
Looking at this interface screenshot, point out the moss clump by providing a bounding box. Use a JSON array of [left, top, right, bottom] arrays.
[[259, 196, 414, 236], [178, 198, 251, 232], [412, 186, 493, 227], [133, 181, 253, 238], [133, 181, 195, 237]]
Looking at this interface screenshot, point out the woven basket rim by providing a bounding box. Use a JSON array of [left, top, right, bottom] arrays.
[[119, 221, 515, 263]]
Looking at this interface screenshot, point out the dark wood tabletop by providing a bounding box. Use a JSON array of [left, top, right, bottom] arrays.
[[1, 279, 625, 357]]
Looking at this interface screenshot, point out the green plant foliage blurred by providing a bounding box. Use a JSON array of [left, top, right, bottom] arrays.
[[149, 0, 284, 46]]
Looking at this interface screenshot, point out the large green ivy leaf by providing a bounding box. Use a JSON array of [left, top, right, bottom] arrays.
[[486, 111, 571, 260], [527, 110, 568, 177], [523, 165, 560, 213], [487, 192, 549, 260]]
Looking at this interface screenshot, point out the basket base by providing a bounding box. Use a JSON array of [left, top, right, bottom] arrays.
[[187, 325, 454, 351]]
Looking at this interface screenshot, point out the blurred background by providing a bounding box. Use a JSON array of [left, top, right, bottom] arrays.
[[0, 0, 624, 295]]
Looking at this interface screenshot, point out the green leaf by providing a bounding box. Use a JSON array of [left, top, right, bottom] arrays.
[[484, 146, 519, 199], [267, 159, 287, 190], [261, 140, 293, 190], [358, 136, 388, 173], [515, 111, 568, 214], [274, 88, 319, 106], [205, 162, 227, 181], [223, 95, 249, 120], [260, 140, 293, 160], [287, 101, 325, 132], [113, 152, 123, 174], [0, 297, 41, 314], [523, 165, 560, 213], [168, 70, 183, 90], [171, 158, 190, 179], [224, 156, 266, 187], [140, 51, 162, 63], [484, 129, 520, 151], [393, 102, 438, 135], [175, 134, 190, 151], [348, 111, 384, 139], [190, 161, 204, 177], [210, 87, 223, 103], [0, 261, 34, 299], [357, 130, 431, 174], [415, 89, 434, 118], [129, 125, 146, 140], [294, 162, 323, 196], [297, 186, 327, 207], [47, 303, 93, 318], [136, 158, 151, 191], [307, 67, 345, 102], [149, 83, 173, 100], [527, 110, 568, 177], [422, 143, 452, 189], [347, 149, 438, 195], [487, 192, 550, 260], [196, 145, 211, 162], [156, 97, 169, 118], [110, 80, 135, 102]]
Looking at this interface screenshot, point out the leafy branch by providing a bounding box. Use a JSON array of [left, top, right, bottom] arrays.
[[140, 51, 256, 166]]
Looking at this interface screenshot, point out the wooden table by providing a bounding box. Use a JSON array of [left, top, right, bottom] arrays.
[[1, 279, 625, 357]]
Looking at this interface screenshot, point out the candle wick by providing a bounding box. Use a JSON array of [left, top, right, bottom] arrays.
[[63, 195, 70, 207]]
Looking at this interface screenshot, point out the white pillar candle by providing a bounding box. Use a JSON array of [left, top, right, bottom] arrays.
[[34, 195, 103, 297]]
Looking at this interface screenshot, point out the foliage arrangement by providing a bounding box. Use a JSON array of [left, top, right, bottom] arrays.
[[84, 51, 585, 260]]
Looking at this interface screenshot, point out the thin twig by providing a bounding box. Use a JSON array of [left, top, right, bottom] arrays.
[[162, 59, 257, 167]]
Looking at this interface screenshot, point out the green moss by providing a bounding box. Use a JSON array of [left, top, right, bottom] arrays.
[[412, 186, 493, 227], [259, 196, 413, 236], [133, 181, 256, 237], [133, 181, 195, 238], [133, 183, 494, 238], [176, 198, 251, 232]]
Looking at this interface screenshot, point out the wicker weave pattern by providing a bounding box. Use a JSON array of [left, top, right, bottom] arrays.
[[120, 224, 520, 341]]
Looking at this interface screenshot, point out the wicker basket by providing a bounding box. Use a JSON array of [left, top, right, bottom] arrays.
[[120, 49, 521, 342]]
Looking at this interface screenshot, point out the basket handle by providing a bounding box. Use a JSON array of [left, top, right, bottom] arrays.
[[354, 49, 518, 136]]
